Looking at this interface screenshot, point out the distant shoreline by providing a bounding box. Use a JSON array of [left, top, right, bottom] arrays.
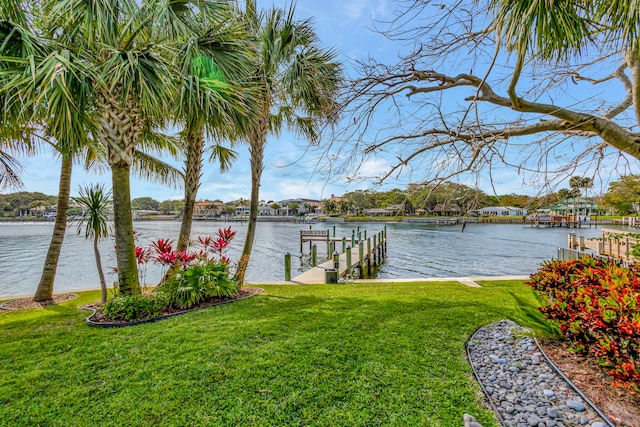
[[0, 216, 632, 227]]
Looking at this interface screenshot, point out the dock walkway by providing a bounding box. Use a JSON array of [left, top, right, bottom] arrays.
[[292, 245, 361, 284]]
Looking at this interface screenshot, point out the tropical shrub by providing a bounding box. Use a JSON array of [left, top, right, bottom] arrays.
[[102, 293, 169, 322], [102, 228, 240, 319], [526, 257, 640, 389], [148, 227, 239, 309], [156, 259, 239, 309]]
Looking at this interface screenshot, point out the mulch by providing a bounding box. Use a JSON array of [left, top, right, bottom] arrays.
[[538, 338, 640, 427], [1, 293, 78, 310]]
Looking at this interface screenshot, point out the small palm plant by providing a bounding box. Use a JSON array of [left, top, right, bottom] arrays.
[[72, 184, 112, 304]]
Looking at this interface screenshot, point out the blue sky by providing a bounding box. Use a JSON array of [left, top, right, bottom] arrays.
[[17, 0, 398, 203], [12, 0, 638, 202]]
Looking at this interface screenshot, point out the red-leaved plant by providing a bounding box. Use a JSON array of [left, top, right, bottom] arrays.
[[526, 257, 640, 390]]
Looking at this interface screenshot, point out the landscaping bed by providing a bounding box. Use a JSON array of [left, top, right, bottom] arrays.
[[84, 287, 263, 326]]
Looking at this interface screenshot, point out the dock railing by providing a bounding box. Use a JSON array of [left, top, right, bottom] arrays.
[[567, 228, 639, 263], [557, 247, 632, 267], [290, 226, 388, 283]]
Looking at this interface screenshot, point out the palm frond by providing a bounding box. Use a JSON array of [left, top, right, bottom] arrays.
[[138, 128, 182, 158], [71, 183, 112, 239], [597, 0, 640, 54], [132, 150, 184, 188], [207, 143, 238, 172], [488, 0, 594, 61], [0, 147, 24, 190]]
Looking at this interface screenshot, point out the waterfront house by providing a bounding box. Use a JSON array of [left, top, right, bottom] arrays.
[[363, 208, 392, 216], [278, 198, 322, 216], [477, 206, 528, 216], [194, 200, 226, 218], [258, 205, 275, 216], [235, 205, 251, 216], [538, 198, 598, 217], [432, 203, 462, 216]]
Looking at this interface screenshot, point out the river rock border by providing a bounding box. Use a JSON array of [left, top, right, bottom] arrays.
[[466, 320, 615, 427], [84, 288, 264, 328]]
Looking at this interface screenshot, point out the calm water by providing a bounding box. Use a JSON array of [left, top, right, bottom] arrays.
[[0, 220, 627, 297]]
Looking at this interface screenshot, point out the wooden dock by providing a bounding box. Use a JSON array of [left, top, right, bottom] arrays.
[[568, 228, 639, 262], [290, 226, 388, 283], [291, 246, 360, 284]]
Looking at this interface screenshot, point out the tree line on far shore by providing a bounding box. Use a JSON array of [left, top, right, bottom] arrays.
[[4, 174, 639, 218]]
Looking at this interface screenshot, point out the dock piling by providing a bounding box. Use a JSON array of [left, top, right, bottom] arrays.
[[358, 241, 364, 278], [311, 244, 317, 267], [367, 238, 372, 274], [284, 252, 291, 281], [373, 234, 377, 266]]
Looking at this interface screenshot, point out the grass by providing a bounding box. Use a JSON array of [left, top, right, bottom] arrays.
[[0, 280, 548, 427]]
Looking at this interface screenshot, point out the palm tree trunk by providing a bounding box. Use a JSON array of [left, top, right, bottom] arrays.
[[93, 234, 108, 304], [112, 162, 140, 295], [178, 129, 204, 252], [235, 136, 265, 286], [33, 154, 72, 302]]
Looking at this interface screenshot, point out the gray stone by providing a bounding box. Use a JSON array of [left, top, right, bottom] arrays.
[[467, 321, 610, 427], [566, 399, 586, 412], [528, 415, 542, 426]]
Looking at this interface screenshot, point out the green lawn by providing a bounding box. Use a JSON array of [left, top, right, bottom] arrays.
[[0, 281, 547, 427]]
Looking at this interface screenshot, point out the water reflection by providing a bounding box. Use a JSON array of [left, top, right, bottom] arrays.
[[0, 220, 627, 296]]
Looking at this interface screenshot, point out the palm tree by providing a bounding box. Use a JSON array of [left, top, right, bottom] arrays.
[[38, 0, 235, 295], [1, 9, 96, 301], [71, 184, 112, 304], [322, 199, 337, 215], [172, 9, 254, 252], [1, 2, 182, 301], [234, 0, 342, 284]]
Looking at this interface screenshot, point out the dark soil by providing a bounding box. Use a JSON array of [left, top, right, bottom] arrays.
[[1, 293, 78, 310], [538, 338, 640, 427]]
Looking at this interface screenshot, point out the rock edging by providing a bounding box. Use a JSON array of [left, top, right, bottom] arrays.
[[466, 319, 614, 427]]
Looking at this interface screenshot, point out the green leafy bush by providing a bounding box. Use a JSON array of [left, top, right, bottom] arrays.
[[102, 293, 169, 322], [526, 257, 640, 389], [156, 260, 239, 309]]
